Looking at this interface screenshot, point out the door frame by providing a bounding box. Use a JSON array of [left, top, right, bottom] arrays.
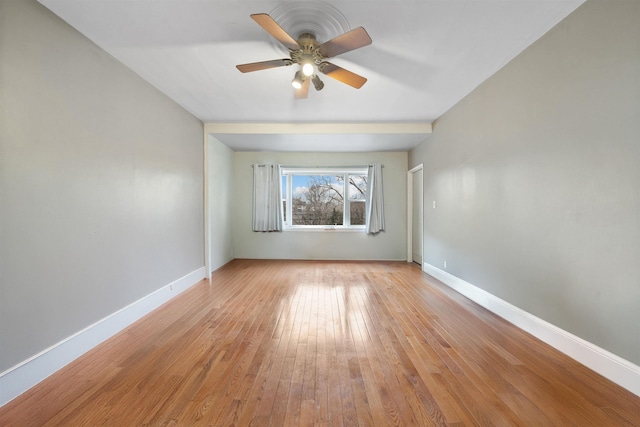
[[407, 164, 424, 270]]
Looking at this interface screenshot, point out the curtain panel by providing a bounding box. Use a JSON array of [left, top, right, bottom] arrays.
[[252, 163, 283, 232], [365, 164, 385, 234]]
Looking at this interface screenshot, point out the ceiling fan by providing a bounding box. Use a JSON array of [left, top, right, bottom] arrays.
[[236, 13, 372, 98]]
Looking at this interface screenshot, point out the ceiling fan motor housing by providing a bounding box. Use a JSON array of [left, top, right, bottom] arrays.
[[290, 33, 325, 66]]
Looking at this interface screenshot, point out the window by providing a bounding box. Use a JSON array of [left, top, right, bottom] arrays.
[[281, 167, 368, 229]]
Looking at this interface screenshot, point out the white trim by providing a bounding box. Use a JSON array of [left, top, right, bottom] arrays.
[[423, 263, 640, 397], [0, 267, 206, 407], [281, 166, 368, 174], [204, 132, 211, 279], [283, 226, 365, 232], [204, 122, 432, 135]]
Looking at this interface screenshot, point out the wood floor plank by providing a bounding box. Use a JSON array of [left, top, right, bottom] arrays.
[[1, 260, 638, 426]]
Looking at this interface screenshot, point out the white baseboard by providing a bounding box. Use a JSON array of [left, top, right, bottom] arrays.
[[423, 263, 640, 397], [0, 267, 206, 407]]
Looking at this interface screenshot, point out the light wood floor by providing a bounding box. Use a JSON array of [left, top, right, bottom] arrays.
[[1, 260, 638, 426]]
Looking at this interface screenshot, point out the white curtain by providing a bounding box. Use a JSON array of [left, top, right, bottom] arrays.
[[252, 163, 283, 232], [365, 164, 385, 234]]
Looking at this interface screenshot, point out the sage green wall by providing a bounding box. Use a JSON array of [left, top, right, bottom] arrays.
[[233, 151, 407, 261], [0, 0, 204, 372], [409, 0, 639, 364]]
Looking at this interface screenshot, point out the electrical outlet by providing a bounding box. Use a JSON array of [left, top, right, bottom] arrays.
[[444, 261, 447, 269], [433, 200, 436, 209]]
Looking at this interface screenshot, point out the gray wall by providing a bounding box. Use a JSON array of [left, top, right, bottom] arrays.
[[233, 151, 407, 260], [409, 0, 639, 364], [0, 0, 204, 372], [208, 136, 234, 271]]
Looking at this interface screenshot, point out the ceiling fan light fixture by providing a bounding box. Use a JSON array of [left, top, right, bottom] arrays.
[[302, 62, 314, 77], [312, 74, 324, 91], [291, 70, 304, 89]]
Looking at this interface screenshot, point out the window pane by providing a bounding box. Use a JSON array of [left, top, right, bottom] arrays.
[[282, 200, 287, 222], [291, 175, 344, 225], [281, 175, 287, 222], [349, 174, 367, 200], [350, 200, 365, 225], [348, 175, 366, 226]]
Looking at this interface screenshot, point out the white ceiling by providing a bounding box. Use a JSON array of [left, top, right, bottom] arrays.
[[39, 0, 584, 152]]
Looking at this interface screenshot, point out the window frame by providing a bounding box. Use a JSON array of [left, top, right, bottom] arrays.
[[281, 167, 368, 231]]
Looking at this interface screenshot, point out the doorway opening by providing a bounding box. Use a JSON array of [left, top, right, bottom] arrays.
[[407, 164, 424, 270]]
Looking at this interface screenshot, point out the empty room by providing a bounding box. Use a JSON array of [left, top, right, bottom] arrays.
[[1, 0, 638, 425]]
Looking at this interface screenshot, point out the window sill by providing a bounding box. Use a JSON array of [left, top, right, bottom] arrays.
[[283, 226, 365, 233]]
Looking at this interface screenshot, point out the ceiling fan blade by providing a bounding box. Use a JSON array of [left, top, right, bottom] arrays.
[[251, 13, 301, 51], [295, 78, 310, 99], [318, 62, 367, 89], [318, 27, 372, 58], [236, 59, 292, 73]]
